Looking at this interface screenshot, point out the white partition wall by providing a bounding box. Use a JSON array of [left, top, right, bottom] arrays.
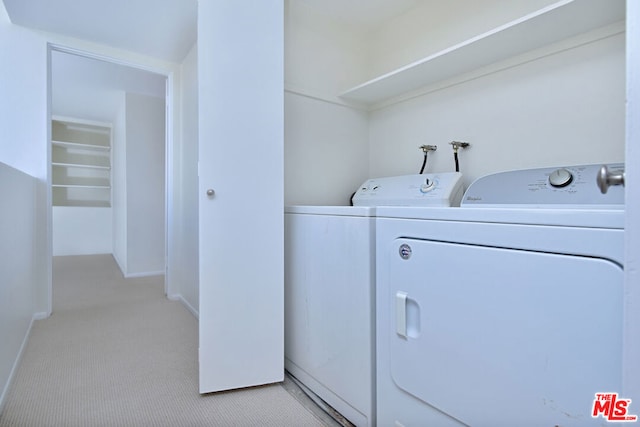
[[0, 163, 37, 411], [0, 0, 49, 318], [112, 92, 167, 277], [124, 93, 166, 277]]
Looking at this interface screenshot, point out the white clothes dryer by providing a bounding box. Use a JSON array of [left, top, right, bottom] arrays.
[[376, 164, 625, 427]]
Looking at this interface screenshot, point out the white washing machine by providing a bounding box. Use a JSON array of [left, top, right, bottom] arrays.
[[376, 164, 625, 427], [285, 205, 376, 427], [285, 173, 464, 426]]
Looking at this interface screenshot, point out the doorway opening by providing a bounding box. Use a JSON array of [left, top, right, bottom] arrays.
[[47, 45, 173, 313]]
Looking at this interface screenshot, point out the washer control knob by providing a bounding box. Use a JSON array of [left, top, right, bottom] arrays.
[[420, 178, 435, 193], [549, 168, 573, 188]]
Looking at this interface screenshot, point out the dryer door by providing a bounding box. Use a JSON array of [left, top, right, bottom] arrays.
[[388, 238, 623, 426]]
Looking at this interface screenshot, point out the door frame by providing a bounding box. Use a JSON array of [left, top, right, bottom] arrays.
[[45, 43, 175, 313], [624, 0, 640, 403]]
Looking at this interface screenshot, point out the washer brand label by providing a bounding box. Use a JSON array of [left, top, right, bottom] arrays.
[[398, 244, 412, 260], [592, 393, 638, 422]]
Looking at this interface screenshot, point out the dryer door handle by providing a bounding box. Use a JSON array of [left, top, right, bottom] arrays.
[[396, 291, 421, 339], [396, 291, 408, 338]]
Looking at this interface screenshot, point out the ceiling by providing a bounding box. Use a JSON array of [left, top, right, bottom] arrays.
[[50, 50, 167, 122], [2, 0, 197, 63], [2, 0, 422, 62], [297, 0, 424, 29], [4, 0, 422, 121], [52, 51, 166, 98]]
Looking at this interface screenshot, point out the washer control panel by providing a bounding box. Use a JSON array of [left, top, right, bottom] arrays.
[[352, 172, 464, 207], [461, 163, 624, 208]]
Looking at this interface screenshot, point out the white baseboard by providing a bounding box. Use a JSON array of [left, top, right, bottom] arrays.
[[124, 270, 165, 279], [168, 294, 199, 319], [0, 315, 36, 414], [32, 311, 49, 320], [112, 253, 126, 277], [111, 253, 165, 279]]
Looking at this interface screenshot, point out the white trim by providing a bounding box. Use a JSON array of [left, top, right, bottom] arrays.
[[623, 0, 640, 403], [164, 73, 174, 297], [45, 47, 53, 317]]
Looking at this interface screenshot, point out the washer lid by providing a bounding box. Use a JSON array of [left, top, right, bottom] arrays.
[[461, 163, 624, 209]]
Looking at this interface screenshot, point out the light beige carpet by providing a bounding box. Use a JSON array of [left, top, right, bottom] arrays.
[[0, 255, 329, 427]]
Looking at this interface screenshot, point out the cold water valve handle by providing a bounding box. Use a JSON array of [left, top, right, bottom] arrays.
[[597, 165, 625, 194]]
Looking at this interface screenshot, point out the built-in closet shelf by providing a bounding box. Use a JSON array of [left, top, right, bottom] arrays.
[[52, 162, 111, 170], [51, 198, 111, 208], [52, 185, 111, 189], [51, 117, 112, 207], [340, 0, 625, 107], [52, 141, 111, 151]]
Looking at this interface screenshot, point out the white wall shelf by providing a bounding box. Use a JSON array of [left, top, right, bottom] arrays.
[[339, 0, 625, 107], [51, 117, 112, 207]]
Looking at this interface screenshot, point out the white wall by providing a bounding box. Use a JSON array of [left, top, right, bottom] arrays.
[[0, 163, 37, 412], [53, 207, 113, 255], [168, 43, 199, 314], [285, 0, 626, 202], [284, 0, 370, 206], [365, 0, 558, 79], [0, 0, 49, 320], [125, 93, 166, 276], [368, 33, 626, 187], [285, 0, 368, 99], [52, 84, 122, 124], [285, 93, 368, 205]]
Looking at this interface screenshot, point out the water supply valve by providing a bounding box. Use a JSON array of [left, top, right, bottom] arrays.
[[420, 144, 437, 153], [449, 141, 470, 172], [418, 145, 437, 174], [449, 141, 470, 152]]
